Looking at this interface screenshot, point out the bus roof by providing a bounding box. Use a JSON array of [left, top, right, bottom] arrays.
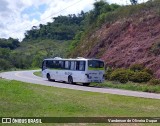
[[44, 57, 104, 62]]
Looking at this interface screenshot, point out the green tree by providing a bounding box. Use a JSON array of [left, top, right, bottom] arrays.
[[32, 53, 45, 68], [0, 59, 12, 70], [23, 13, 86, 41]]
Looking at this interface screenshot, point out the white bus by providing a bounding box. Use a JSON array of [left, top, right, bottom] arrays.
[[42, 57, 105, 86]]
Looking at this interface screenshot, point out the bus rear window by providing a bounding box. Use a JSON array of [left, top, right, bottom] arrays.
[[88, 60, 104, 69]]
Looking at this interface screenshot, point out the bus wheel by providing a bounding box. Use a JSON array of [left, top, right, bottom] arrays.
[[47, 73, 51, 81], [83, 83, 90, 86], [68, 76, 73, 84]]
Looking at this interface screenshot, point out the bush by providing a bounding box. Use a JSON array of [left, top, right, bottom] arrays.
[[108, 65, 153, 84], [130, 64, 145, 72], [127, 70, 135, 81], [142, 68, 153, 75], [129, 72, 152, 83], [110, 69, 129, 83], [149, 79, 160, 85], [0, 59, 12, 70], [104, 67, 114, 80]]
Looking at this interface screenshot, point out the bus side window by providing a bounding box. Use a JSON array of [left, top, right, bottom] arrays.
[[46, 60, 53, 68], [52, 61, 56, 69], [59, 61, 65, 69], [70, 61, 75, 70], [65, 61, 70, 70], [76, 61, 80, 70], [75, 61, 85, 71], [79, 61, 85, 71]]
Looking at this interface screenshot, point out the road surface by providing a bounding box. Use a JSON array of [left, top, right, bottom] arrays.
[[0, 70, 160, 99]]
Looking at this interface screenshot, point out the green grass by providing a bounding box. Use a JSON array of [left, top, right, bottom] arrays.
[[0, 79, 160, 116], [91, 81, 160, 93], [33, 71, 42, 77], [1, 79, 160, 126]]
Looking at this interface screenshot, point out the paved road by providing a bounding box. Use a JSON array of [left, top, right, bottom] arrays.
[[0, 70, 160, 99]]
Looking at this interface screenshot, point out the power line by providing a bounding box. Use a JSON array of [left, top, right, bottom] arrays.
[[11, 0, 83, 36], [40, 0, 83, 23]]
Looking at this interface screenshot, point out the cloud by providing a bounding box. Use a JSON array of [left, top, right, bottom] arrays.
[[0, 0, 149, 41], [0, 0, 95, 40], [0, 0, 10, 12], [0, 24, 5, 29]]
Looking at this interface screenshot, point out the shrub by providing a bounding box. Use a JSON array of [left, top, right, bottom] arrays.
[[129, 72, 152, 83], [127, 70, 135, 81], [0, 59, 12, 70], [104, 67, 114, 80], [142, 68, 153, 75], [108, 65, 153, 84], [110, 69, 129, 83], [130, 64, 144, 72], [149, 79, 160, 85]]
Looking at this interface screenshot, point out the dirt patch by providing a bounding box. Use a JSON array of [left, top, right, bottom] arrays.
[[86, 15, 160, 78]]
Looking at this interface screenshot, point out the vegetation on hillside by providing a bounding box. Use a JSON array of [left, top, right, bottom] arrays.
[[69, 1, 120, 53], [0, 13, 86, 70], [23, 12, 86, 41], [0, 38, 20, 50], [0, 39, 69, 70]]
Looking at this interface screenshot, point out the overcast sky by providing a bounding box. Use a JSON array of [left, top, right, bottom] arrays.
[[0, 0, 148, 40]]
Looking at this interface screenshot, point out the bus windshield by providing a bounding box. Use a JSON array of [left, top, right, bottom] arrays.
[[88, 60, 104, 70]]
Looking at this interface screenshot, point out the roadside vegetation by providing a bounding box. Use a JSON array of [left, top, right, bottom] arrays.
[[100, 64, 160, 93], [91, 82, 160, 93], [34, 69, 160, 93], [34, 71, 42, 77], [1, 79, 160, 118]]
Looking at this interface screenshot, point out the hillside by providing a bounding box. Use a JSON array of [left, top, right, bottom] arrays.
[[70, 0, 160, 78]]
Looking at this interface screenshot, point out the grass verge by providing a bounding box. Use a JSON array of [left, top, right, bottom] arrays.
[[33, 71, 42, 77], [1, 79, 160, 126], [91, 81, 160, 93]]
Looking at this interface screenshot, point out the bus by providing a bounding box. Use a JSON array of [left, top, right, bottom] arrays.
[[42, 57, 105, 86]]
